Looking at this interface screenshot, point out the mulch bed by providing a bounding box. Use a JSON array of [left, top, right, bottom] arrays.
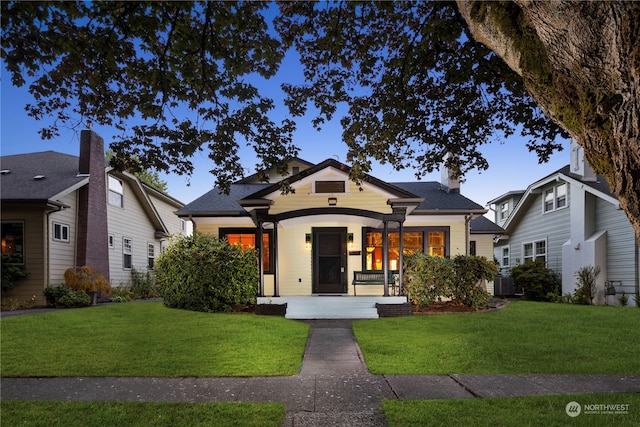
[[411, 299, 510, 315]]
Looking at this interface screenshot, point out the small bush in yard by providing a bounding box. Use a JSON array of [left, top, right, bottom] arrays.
[[130, 266, 157, 299], [451, 255, 497, 308], [404, 252, 456, 307], [573, 265, 601, 305], [155, 232, 259, 313], [510, 260, 561, 301], [57, 289, 92, 308]]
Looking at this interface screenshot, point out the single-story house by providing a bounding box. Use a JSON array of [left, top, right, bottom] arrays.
[[178, 157, 502, 305], [490, 139, 639, 305], [1, 130, 190, 305]]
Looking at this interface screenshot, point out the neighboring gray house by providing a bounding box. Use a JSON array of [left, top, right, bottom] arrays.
[[0, 130, 189, 305], [490, 139, 639, 305]]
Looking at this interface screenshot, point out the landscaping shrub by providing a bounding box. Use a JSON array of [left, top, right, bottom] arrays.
[[573, 265, 601, 304], [404, 252, 455, 307], [130, 266, 157, 299], [451, 255, 497, 308], [43, 285, 72, 306], [64, 266, 111, 295], [57, 290, 92, 308], [155, 232, 259, 312], [1, 253, 29, 292], [510, 260, 561, 301]]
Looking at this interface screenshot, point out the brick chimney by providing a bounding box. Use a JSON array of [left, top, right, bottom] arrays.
[[76, 130, 110, 281]]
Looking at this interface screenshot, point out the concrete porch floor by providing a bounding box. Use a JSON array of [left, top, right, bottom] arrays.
[[257, 295, 408, 319]]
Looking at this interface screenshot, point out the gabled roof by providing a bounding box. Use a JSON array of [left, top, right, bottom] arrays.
[[178, 159, 488, 217], [499, 164, 619, 233], [236, 156, 315, 184], [245, 158, 417, 200], [0, 151, 88, 203]]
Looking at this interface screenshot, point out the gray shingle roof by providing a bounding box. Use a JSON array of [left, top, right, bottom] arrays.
[[0, 151, 87, 202], [470, 216, 504, 234], [391, 182, 485, 212], [177, 183, 270, 216]]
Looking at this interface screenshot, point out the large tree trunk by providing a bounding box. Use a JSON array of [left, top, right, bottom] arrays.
[[458, 0, 640, 242]]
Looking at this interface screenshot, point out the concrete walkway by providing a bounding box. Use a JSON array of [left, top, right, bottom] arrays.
[[2, 319, 640, 427]]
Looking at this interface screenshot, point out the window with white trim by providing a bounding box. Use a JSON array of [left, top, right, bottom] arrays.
[[501, 246, 510, 267], [53, 222, 70, 242], [147, 243, 155, 269], [523, 240, 546, 264], [123, 237, 132, 269], [543, 183, 568, 213], [108, 175, 124, 207], [108, 235, 115, 249], [500, 202, 509, 220]]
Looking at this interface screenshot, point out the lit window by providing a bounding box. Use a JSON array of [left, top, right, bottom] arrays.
[[220, 228, 271, 273], [53, 222, 70, 242], [123, 237, 132, 269], [1, 222, 24, 263], [108, 176, 124, 207]]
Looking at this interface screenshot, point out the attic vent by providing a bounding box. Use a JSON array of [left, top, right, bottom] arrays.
[[0, 169, 10, 175], [315, 181, 345, 193], [33, 175, 46, 180]]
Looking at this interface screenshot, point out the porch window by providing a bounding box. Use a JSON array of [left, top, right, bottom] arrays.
[[220, 228, 272, 273], [364, 229, 447, 271], [1, 221, 25, 264]]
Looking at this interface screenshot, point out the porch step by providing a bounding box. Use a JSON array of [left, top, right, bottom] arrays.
[[257, 296, 407, 320]]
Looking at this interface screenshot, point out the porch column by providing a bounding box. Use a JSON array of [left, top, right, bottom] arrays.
[[257, 222, 265, 297], [398, 219, 405, 296], [383, 220, 390, 297], [273, 221, 280, 297]]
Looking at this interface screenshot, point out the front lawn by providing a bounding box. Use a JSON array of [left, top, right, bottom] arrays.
[[1, 302, 309, 377], [0, 401, 284, 427], [353, 301, 640, 374], [383, 393, 640, 427]]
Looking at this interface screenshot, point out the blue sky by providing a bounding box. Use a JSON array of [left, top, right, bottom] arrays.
[[1, 58, 570, 217]]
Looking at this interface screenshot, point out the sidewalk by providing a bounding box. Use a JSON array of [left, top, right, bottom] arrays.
[[2, 319, 640, 427]]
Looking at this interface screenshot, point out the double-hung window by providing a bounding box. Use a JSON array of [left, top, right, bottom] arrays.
[[523, 240, 546, 264], [147, 243, 155, 269], [108, 175, 124, 207], [123, 237, 133, 269], [543, 183, 568, 212], [501, 246, 510, 268]]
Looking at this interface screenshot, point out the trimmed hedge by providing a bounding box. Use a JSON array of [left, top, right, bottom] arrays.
[[155, 232, 259, 312]]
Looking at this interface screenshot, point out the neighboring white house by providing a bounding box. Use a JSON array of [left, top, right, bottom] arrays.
[[1, 130, 190, 305], [489, 139, 639, 305]]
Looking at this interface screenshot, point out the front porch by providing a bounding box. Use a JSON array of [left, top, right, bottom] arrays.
[[257, 295, 409, 319]]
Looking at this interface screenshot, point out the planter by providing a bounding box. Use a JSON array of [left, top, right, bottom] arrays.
[[376, 302, 413, 317], [255, 303, 287, 316]]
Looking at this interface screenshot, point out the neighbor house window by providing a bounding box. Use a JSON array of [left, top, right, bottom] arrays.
[[501, 246, 510, 267], [1, 221, 24, 263], [523, 240, 546, 264], [219, 228, 272, 273], [469, 240, 477, 256], [315, 181, 345, 193], [108, 175, 124, 207], [147, 243, 155, 269], [500, 202, 509, 220], [108, 235, 115, 249], [543, 183, 568, 213], [123, 237, 132, 269], [364, 228, 448, 271], [53, 222, 70, 242]]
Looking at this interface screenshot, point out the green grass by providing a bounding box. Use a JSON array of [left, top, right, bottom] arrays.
[[1, 302, 309, 377], [353, 301, 640, 374], [0, 401, 284, 427], [383, 393, 640, 427]]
